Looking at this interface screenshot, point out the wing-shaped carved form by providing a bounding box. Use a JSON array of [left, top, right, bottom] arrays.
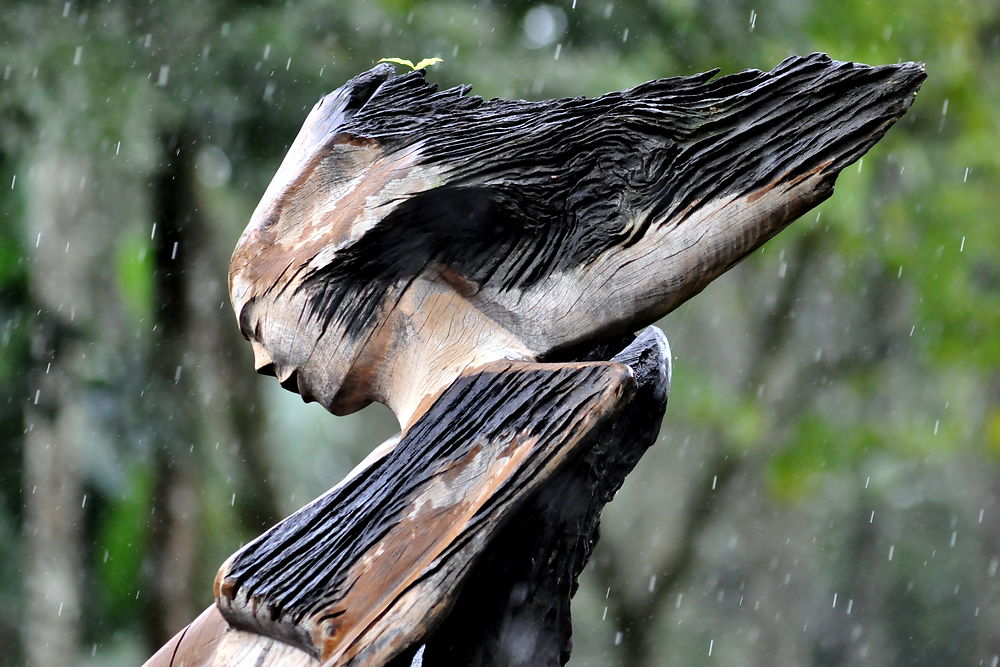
[[148, 54, 925, 667], [230, 53, 924, 426], [215, 358, 635, 662]]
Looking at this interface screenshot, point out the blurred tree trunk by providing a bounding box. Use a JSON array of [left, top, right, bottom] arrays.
[[142, 132, 282, 648], [23, 346, 82, 667], [142, 133, 203, 645], [179, 147, 281, 535], [21, 153, 96, 666]]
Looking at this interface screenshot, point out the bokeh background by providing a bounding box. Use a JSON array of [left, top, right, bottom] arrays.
[[1, 0, 998, 665]]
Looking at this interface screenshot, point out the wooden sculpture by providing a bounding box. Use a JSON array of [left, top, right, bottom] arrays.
[[147, 54, 924, 666]]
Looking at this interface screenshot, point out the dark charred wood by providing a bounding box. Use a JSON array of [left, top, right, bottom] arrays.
[[416, 327, 670, 667]]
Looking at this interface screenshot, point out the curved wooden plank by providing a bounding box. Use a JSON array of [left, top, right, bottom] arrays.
[[215, 355, 640, 664]]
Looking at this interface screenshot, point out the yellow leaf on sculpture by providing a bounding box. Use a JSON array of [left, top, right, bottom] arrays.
[[378, 57, 417, 69], [378, 57, 443, 71], [413, 57, 443, 70]]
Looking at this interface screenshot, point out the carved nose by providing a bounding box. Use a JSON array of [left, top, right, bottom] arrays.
[[252, 340, 276, 377]]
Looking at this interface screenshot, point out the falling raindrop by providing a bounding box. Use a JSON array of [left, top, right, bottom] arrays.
[[749, 10, 757, 30], [888, 545, 895, 561], [73, 46, 83, 65], [522, 4, 567, 49]]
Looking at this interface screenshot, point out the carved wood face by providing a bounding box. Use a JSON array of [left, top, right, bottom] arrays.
[[229, 55, 924, 425]]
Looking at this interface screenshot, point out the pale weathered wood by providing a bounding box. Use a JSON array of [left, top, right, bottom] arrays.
[[144, 605, 318, 667]]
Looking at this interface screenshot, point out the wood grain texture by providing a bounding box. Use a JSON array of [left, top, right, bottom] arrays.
[[215, 353, 643, 664], [229, 54, 924, 423]]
